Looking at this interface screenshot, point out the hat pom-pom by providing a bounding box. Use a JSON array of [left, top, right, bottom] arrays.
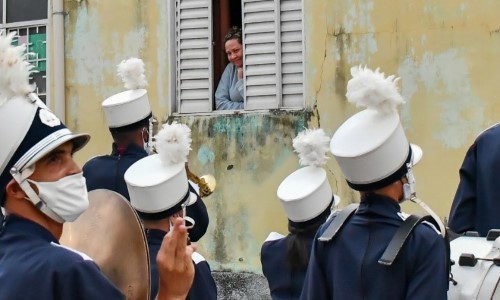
[[0, 32, 36, 105], [346, 66, 404, 114], [293, 128, 330, 167], [155, 121, 192, 166], [117, 57, 148, 90]]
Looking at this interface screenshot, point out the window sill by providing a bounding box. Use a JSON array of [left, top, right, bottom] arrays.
[[170, 107, 307, 117]]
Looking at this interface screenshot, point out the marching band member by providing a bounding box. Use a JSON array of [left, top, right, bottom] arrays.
[[125, 121, 217, 300], [300, 66, 448, 299], [448, 123, 500, 236], [83, 58, 209, 241], [261, 128, 338, 299], [0, 32, 195, 300]]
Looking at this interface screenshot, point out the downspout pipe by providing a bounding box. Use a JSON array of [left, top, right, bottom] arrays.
[[52, 0, 65, 122]]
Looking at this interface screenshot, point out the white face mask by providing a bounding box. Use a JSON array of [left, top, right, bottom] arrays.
[[402, 165, 416, 201], [28, 173, 89, 222]]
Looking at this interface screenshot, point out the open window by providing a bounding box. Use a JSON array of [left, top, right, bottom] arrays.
[[171, 0, 305, 114], [1, 0, 49, 103], [213, 0, 241, 96]]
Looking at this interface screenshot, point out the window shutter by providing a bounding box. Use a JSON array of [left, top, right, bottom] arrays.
[[176, 0, 213, 113], [280, 0, 304, 108], [242, 0, 280, 110]]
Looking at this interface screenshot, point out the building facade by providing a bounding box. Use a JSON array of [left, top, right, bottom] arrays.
[[22, 0, 500, 276]]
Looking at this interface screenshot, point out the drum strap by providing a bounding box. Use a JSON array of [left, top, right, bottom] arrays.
[[378, 215, 434, 265], [318, 203, 358, 242]]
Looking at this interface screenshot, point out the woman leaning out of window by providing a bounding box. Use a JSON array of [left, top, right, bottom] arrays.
[[215, 27, 244, 110]]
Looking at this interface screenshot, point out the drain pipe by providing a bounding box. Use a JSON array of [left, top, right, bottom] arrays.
[[52, 0, 65, 122]]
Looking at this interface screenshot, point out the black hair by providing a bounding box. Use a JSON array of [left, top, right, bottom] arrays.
[[109, 114, 151, 144], [224, 26, 242, 45], [285, 201, 332, 270]]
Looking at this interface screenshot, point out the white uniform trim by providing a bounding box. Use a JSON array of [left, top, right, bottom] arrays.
[[264, 231, 285, 243], [51, 242, 93, 261], [191, 252, 207, 264], [397, 212, 441, 235]]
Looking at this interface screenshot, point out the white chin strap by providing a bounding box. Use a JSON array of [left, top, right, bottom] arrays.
[[410, 197, 446, 237], [12, 168, 64, 223], [404, 165, 446, 237], [184, 216, 195, 230]]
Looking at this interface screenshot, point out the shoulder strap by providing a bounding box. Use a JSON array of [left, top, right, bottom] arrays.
[[318, 203, 359, 242], [378, 214, 434, 266]]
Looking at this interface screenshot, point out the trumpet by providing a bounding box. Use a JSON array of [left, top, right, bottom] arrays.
[[186, 164, 216, 197]]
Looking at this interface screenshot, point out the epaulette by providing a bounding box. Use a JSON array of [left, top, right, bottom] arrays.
[[264, 231, 285, 243], [191, 252, 207, 264], [51, 242, 93, 261]]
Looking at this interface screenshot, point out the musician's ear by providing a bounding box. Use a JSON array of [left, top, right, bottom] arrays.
[[5, 179, 26, 201], [141, 127, 149, 143]]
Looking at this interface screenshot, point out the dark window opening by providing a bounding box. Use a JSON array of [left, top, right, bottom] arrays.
[[0, 0, 4, 24], [6, 0, 48, 23], [212, 0, 242, 109]]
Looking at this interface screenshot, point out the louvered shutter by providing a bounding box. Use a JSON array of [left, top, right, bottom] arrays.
[[176, 0, 213, 113], [280, 0, 304, 108], [242, 0, 280, 110]]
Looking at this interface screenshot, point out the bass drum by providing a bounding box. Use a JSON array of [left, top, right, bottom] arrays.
[[448, 235, 500, 300], [60, 189, 150, 300]]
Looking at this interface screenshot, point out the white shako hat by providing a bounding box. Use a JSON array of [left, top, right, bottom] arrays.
[[277, 128, 340, 226], [125, 122, 196, 220], [102, 58, 151, 132], [0, 33, 89, 218], [330, 66, 422, 191]]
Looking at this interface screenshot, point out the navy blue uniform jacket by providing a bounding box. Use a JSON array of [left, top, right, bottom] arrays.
[[261, 233, 314, 299], [449, 124, 500, 236], [300, 194, 448, 300], [146, 229, 217, 300], [83, 143, 209, 242], [0, 215, 124, 300]]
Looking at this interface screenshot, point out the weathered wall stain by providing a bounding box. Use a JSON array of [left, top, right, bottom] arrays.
[[334, 26, 350, 99], [197, 145, 215, 166], [398, 49, 485, 149], [340, 1, 377, 65], [65, 0, 170, 162], [169, 112, 314, 272]]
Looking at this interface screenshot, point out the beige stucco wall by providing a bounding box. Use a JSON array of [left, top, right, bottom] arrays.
[[63, 0, 171, 160], [61, 0, 500, 273], [304, 0, 500, 219]]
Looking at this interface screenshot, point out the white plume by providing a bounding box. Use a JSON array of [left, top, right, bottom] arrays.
[[155, 121, 192, 166], [346, 66, 404, 114], [117, 57, 148, 90], [293, 128, 330, 167], [0, 32, 36, 106]]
